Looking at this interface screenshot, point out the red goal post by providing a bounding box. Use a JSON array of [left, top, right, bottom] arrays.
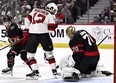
[[114, 23, 116, 83]]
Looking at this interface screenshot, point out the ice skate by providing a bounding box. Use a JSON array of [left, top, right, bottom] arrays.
[[1, 67, 13, 76], [52, 69, 61, 77], [52, 69, 57, 75], [44, 59, 48, 63], [52, 69, 58, 78], [26, 70, 40, 80]]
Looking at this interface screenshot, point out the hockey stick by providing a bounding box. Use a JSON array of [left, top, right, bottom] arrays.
[[0, 40, 6, 43], [0, 38, 24, 51], [97, 35, 108, 46], [0, 44, 11, 51]]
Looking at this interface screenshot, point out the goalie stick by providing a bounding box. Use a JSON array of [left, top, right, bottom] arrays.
[[97, 35, 108, 46]]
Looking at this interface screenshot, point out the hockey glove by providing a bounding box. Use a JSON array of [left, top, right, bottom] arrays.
[[101, 70, 113, 76]]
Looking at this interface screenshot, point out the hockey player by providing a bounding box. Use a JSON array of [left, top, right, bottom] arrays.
[[59, 26, 112, 82], [1, 15, 33, 76], [24, 3, 58, 79]]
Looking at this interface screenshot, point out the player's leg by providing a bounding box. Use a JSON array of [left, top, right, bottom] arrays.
[[20, 50, 32, 70], [2, 44, 21, 76], [88, 59, 113, 77], [41, 33, 57, 76], [25, 34, 39, 79], [2, 50, 15, 75], [74, 56, 100, 76], [44, 51, 57, 75]]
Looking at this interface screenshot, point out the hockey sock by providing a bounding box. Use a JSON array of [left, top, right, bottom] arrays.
[[27, 58, 38, 71], [47, 57, 57, 75], [7, 52, 16, 69]]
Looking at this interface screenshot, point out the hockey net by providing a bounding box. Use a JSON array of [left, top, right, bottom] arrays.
[[114, 24, 116, 83]]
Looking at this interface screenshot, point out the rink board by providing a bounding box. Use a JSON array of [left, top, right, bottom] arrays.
[[0, 24, 114, 48]]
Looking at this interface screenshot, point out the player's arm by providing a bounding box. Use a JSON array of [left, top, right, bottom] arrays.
[[79, 30, 96, 46], [16, 28, 29, 45], [48, 23, 58, 31], [48, 13, 58, 31], [25, 15, 32, 28]]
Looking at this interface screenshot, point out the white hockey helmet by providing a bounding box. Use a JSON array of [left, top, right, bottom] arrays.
[[45, 3, 58, 14]]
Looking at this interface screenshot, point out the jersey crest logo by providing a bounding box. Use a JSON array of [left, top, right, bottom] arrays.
[[92, 27, 103, 42], [10, 26, 15, 30]]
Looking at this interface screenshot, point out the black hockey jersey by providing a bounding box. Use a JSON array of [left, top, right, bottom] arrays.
[[6, 23, 23, 39], [6, 23, 28, 45], [69, 30, 100, 57]]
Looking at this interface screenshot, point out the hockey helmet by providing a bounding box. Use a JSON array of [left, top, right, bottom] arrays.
[[66, 26, 75, 39], [3, 15, 12, 22], [3, 15, 12, 28], [45, 3, 58, 14]]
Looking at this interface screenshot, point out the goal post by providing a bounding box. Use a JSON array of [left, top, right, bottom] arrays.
[[114, 23, 116, 83]]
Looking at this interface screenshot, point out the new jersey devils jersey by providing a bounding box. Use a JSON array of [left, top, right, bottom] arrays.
[[69, 30, 100, 57], [25, 8, 57, 34]]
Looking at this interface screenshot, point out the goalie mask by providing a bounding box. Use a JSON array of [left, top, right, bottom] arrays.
[[45, 3, 58, 14], [66, 26, 75, 40]]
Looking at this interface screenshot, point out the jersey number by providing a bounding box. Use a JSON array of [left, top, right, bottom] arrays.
[[83, 34, 94, 46], [32, 13, 46, 24]]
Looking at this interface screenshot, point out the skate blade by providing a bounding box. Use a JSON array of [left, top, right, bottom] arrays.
[[63, 79, 78, 82], [26, 76, 41, 80], [1, 71, 13, 76], [44, 60, 48, 64], [63, 77, 79, 82]]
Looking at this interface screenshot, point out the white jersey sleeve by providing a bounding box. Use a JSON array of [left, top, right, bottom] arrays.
[[24, 8, 57, 34], [24, 17, 30, 29], [24, 9, 34, 29]]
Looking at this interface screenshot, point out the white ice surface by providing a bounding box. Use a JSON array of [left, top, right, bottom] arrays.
[[0, 47, 114, 83]]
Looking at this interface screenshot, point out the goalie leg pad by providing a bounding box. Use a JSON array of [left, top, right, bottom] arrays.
[[63, 73, 80, 82], [62, 67, 80, 77], [7, 51, 16, 69], [90, 70, 113, 77]]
